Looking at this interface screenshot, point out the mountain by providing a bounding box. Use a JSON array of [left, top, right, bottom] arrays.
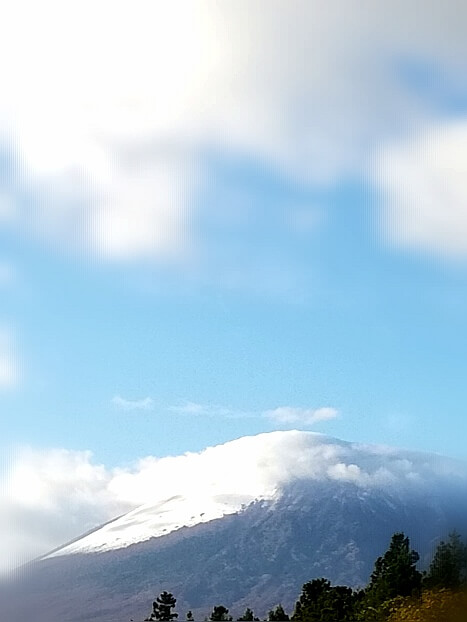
[[1, 431, 466, 622]]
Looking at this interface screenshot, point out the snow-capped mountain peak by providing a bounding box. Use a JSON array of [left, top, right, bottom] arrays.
[[45, 430, 466, 557]]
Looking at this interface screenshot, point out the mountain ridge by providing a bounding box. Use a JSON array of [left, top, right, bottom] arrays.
[[2, 431, 466, 622], [42, 430, 466, 558]]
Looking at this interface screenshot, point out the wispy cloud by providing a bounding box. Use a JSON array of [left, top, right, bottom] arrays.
[[112, 395, 154, 411], [170, 401, 339, 427], [169, 401, 251, 419], [263, 406, 339, 426]]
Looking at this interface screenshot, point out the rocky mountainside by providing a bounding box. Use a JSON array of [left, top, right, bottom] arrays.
[[1, 431, 466, 622]]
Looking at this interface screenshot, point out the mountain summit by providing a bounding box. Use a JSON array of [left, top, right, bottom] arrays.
[[45, 430, 466, 557], [3, 431, 467, 622]]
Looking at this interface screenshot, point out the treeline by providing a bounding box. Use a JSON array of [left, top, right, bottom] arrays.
[[141, 531, 467, 622]]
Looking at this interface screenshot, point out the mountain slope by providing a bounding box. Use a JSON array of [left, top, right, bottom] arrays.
[[2, 431, 466, 622]]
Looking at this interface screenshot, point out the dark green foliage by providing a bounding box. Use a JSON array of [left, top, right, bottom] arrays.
[[365, 533, 422, 607], [425, 531, 467, 590], [237, 607, 259, 621], [209, 605, 233, 621], [292, 578, 356, 621], [145, 591, 179, 621], [139, 530, 464, 622], [267, 604, 289, 621]]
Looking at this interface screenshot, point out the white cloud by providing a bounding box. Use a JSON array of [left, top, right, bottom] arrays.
[[2, 2, 467, 261], [264, 406, 339, 426], [1, 430, 464, 573], [170, 402, 338, 425], [0, 447, 128, 573], [377, 120, 467, 260], [327, 462, 364, 484], [112, 395, 154, 411], [169, 401, 248, 419]]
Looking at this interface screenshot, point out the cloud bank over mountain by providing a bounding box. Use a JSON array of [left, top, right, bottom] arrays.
[[1, 431, 465, 573]]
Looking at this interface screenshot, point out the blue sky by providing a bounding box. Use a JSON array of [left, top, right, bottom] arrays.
[[2, 0, 467, 570], [2, 167, 467, 464]]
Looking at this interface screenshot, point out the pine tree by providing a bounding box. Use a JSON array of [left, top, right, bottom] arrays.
[[145, 591, 179, 622], [237, 607, 258, 621], [425, 531, 467, 589], [292, 578, 355, 621], [209, 605, 232, 621], [366, 532, 422, 606], [267, 604, 289, 621]]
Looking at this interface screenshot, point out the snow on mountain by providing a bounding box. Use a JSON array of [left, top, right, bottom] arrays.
[[2, 431, 467, 622], [45, 430, 466, 558], [46, 492, 262, 556]]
